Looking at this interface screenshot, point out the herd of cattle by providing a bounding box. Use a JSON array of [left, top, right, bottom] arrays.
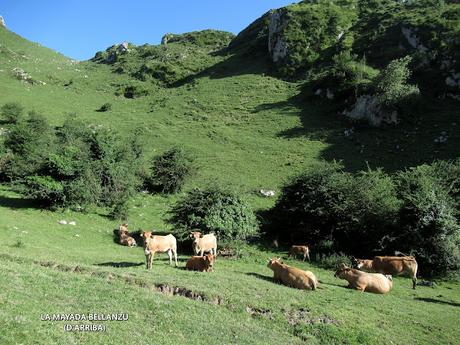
[[117, 224, 419, 294]]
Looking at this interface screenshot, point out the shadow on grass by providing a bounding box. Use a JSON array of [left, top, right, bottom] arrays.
[[415, 297, 460, 307], [95, 262, 143, 268], [0, 195, 41, 210], [246, 272, 275, 283]]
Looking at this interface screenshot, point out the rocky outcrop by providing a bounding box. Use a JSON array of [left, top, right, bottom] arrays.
[[345, 95, 398, 127], [268, 9, 289, 63], [0, 16, 5, 28]]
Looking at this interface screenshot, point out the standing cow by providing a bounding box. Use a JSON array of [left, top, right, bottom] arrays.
[[190, 231, 217, 256], [288, 245, 310, 261], [355, 256, 418, 289], [141, 231, 178, 269]]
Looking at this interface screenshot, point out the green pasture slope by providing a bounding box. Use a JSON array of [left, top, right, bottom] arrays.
[[1, 5, 460, 344], [0, 187, 459, 345]]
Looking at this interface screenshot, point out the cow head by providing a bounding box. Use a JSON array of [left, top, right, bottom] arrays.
[[190, 231, 202, 240], [334, 263, 351, 278], [267, 257, 282, 268], [204, 254, 215, 270], [119, 223, 129, 233]]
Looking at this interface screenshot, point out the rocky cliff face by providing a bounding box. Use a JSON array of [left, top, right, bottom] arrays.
[[0, 16, 6, 28], [268, 9, 289, 63]]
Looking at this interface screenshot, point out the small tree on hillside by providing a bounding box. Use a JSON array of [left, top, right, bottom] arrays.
[[1, 102, 24, 124]]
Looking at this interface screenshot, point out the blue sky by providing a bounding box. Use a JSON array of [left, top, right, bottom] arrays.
[[0, 1, 296, 60]]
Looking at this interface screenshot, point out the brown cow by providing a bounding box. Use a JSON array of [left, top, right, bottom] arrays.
[[267, 258, 318, 290], [141, 231, 178, 269], [118, 223, 136, 247], [288, 245, 310, 261], [185, 254, 215, 272], [335, 263, 393, 294], [190, 231, 217, 256], [355, 256, 418, 289]]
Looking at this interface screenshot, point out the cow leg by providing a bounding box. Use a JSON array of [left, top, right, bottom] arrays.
[[167, 249, 172, 266], [303, 253, 306, 261], [149, 252, 155, 270], [412, 276, 417, 289], [145, 254, 149, 269], [173, 249, 178, 266], [306, 252, 310, 261]]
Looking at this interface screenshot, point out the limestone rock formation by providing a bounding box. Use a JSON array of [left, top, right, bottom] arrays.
[[268, 9, 289, 63], [0, 15, 6, 28]]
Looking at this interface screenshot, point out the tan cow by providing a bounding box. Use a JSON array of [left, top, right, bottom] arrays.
[[185, 254, 215, 272], [355, 256, 418, 289], [141, 231, 178, 269], [118, 223, 136, 247], [190, 231, 217, 256], [288, 245, 310, 261], [335, 263, 393, 294], [267, 258, 318, 290]]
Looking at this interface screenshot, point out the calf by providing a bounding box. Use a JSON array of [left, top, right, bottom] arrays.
[[355, 256, 418, 289], [288, 245, 310, 261], [141, 231, 178, 269], [118, 223, 136, 247], [190, 231, 217, 256], [267, 258, 318, 290], [185, 254, 215, 272], [334, 263, 393, 294]]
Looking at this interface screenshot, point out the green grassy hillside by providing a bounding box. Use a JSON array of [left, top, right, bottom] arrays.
[[0, 1, 460, 343]]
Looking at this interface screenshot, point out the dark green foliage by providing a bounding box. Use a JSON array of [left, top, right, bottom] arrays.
[[271, 160, 460, 276], [97, 103, 112, 112], [162, 30, 234, 47], [389, 163, 460, 276], [1, 102, 24, 123], [316, 253, 353, 270], [271, 162, 400, 256], [23, 175, 65, 207], [2, 111, 53, 179], [372, 56, 420, 113], [120, 84, 149, 99], [168, 187, 259, 242], [2, 114, 143, 216], [146, 147, 194, 194]]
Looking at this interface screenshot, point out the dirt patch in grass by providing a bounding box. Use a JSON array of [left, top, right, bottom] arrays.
[[284, 308, 339, 326], [246, 306, 274, 320]]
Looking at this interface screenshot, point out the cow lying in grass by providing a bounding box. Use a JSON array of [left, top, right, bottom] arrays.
[[186, 254, 215, 272], [118, 223, 136, 247], [267, 258, 318, 290], [335, 263, 393, 294], [354, 256, 418, 289], [190, 231, 217, 256], [288, 245, 310, 261], [141, 231, 178, 269]]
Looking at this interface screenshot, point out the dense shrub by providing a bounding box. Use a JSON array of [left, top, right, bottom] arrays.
[[97, 103, 112, 112], [2, 111, 53, 179], [270, 160, 460, 276], [372, 56, 420, 113], [270, 162, 400, 256], [168, 187, 259, 242], [2, 114, 143, 218], [146, 147, 194, 194], [1, 102, 24, 124], [388, 164, 460, 276]]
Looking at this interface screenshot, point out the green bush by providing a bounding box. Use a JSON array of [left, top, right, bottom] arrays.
[[23, 175, 65, 207], [270, 161, 400, 256], [1, 102, 24, 124], [97, 103, 112, 112], [372, 56, 420, 113], [316, 253, 353, 270], [390, 165, 460, 276], [168, 187, 259, 242], [146, 147, 194, 194]]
